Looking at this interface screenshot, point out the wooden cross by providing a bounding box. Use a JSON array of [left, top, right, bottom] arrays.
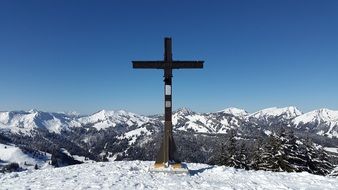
[[132, 37, 204, 168]]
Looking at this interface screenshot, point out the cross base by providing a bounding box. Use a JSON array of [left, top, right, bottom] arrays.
[[149, 162, 189, 174]]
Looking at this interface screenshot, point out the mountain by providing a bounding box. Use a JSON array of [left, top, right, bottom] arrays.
[[0, 110, 78, 135], [77, 110, 151, 130], [1, 161, 337, 189], [246, 106, 302, 127], [292, 109, 338, 138], [249, 106, 302, 119], [172, 107, 245, 133], [0, 109, 152, 135], [218, 107, 248, 117]]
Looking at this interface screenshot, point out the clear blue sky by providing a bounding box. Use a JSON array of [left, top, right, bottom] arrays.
[[0, 0, 337, 115]]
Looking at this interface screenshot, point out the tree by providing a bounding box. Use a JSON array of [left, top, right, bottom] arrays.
[[218, 129, 241, 168], [250, 137, 263, 170], [235, 142, 248, 169], [258, 134, 281, 171]]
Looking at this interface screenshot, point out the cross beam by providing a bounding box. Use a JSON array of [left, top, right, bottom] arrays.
[[133, 61, 203, 69], [132, 37, 204, 167]]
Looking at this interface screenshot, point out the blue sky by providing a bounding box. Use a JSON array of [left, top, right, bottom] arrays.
[[0, 0, 337, 115]]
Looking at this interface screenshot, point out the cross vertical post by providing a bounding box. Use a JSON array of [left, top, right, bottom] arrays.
[[163, 38, 172, 166], [132, 37, 204, 170]]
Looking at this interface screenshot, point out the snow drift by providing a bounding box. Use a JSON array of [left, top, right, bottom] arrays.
[[0, 161, 338, 190]]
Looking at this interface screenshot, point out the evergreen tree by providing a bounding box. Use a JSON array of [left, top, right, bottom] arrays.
[[218, 129, 239, 167], [313, 147, 333, 175], [235, 142, 248, 169], [250, 137, 263, 170], [277, 128, 296, 172], [259, 134, 281, 171]]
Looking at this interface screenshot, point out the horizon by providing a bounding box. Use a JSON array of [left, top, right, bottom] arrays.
[[1, 1, 337, 115], [0, 105, 337, 116]]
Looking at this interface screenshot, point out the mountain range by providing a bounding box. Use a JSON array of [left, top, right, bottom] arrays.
[[1, 106, 338, 176], [1, 106, 338, 138]]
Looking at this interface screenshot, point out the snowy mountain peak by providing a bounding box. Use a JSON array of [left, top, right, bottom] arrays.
[[2, 107, 338, 137], [174, 107, 194, 116], [83, 110, 143, 121], [293, 108, 338, 125], [249, 106, 302, 119], [315, 109, 338, 121], [0, 111, 11, 124], [77, 110, 151, 130], [0, 110, 75, 135], [218, 107, 248, 117], [28, 109, 39, 114], [64, 111, 80, 117], [90, 109, 111, 120], [90, 109, 136, 118]]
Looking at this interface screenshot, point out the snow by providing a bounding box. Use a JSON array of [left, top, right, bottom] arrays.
[[324, 147, 338, 154], [0, 111, 11, 124], [0, 110, 77, 135], [264, 130, 272, 136], [172, 108, 194, 125], [173, 109, 241, 134], [0, 143, 51, 170], [174, 108, 194, 116], [218, 107, 248, 117], [0, 111, 38, 134], [293, 109, 338, 137], [59, 148, 94, 163], [0, 161, 337, 190], [220, 118, 229, 126], [330, 167, 338, 177], [2, 107, 338, 138], [42, 117, 64, 134], [249, 106, 302, 119], [118, 127, 152, 145], [0, 109, 151, 134], [77, 110, 150, 130], [60, 148, 73, 157], [184, 115, 209, 133], [0, 144, 35, 166], [293, 108, 338, 126], [72, 155, 91, 163]]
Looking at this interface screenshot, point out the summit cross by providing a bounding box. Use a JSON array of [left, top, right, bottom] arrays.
[[132, 37, 204, 169]]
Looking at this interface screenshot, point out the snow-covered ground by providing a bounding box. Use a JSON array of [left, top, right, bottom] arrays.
[[0, 143, 51, 170], [1, 161, 338, 190], [324, 147, 338, 154]]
